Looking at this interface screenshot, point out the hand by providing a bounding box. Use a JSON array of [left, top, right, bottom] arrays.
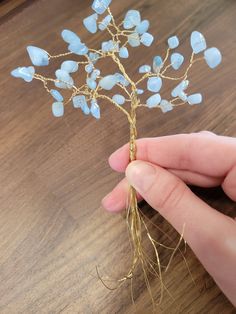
[[102, 132, 236, 307]]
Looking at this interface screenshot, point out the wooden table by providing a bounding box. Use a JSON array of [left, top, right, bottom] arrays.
[[0, 0, 235, 312]]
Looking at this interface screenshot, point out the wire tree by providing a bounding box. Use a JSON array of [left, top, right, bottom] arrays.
[[11, 0, 222, 306]]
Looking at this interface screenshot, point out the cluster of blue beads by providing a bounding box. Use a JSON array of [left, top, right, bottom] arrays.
[[11, 0, 222, 118]]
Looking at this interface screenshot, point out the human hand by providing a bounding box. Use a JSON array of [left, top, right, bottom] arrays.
[[102, 132, 236, 307]]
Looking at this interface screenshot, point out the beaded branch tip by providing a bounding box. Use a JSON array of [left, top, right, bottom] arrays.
[[11, 0, 222, 308]]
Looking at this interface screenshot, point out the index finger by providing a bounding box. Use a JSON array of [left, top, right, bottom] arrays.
[[109, 133, 236, 178]]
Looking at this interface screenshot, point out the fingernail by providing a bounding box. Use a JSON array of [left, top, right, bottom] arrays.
[[126, 161, 156, 193], [102, 193, 121, 212]]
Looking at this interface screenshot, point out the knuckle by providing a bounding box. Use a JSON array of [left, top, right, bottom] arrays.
[[157, 177, 187, 210]]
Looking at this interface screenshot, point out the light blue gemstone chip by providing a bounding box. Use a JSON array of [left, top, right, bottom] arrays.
[[204, 47, 222, 69], [83, 13, 98, 34], [135, 20, 150, 35], [86, 78, 97, 90], [168, 36, 179, 49], [147, 77, 162, 92], [119, 47, 129, 58], [171, 53, 184, 70], [73, 95, 87, 109], [11, 66, 35, 82], [140, 32, 154, 47], [137, 89, 144, 95], [50, 89, 64, 102], [112, 94, 126, 105], [190, 31, 207, 54], [99, 75, 117, 90], [160, 100, 173, 113], [89, 52, 100, 64], [114, 73, 130, 87], [55, 69, 74, 89], [187, 93, 203, 105], [102, 40, 119, 52], [61, 60, 78, 73], [85, 63, 94, 73], [124, 10, 141, 28], [68, 42, 88, 55], [153, 56, 163, 73], [90, 99, 100, 119], [61, 29, 80, 44], [92, 0, 112, 15], [171, 80, 189, 97], [91, 69, 101, 80], [139, 65, 151, 73], [147, 94, 161, 108], [52, 102, 64, 117], [128, 33, 140, 47], [99, 15, 112, 31], [27, 46, 49, 66]]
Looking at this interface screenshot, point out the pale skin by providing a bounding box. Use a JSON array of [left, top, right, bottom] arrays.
[[102, 131, 236, 307]]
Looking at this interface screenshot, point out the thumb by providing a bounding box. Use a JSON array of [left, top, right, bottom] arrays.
[[126, 161, 236, 306]]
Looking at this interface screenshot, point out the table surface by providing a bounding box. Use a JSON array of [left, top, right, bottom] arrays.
[[0, 0, 236, 313]]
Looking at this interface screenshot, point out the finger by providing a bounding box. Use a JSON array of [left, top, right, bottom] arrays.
[[109, 133, 236, 178], [102, 178, 142, 212], [102, 170, 221, 213], [168, 169, 222, 187], [125, 160, 236, 306]]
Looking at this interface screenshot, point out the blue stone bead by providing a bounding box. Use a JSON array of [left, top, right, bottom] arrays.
[[83, 13, 98, 34], [178, 91, 188, 102], [119, 47, 129, 58], [73, 95, 87, 108], [137, 89, 144, 95], [128, 33, 140, 47], [168, 36, 179, 49], [160, 100, 173, 113], [124, 10, 141, 27], [147, 77, 162, 92], [187, 93, 203, 105], [90, 99, 100, 119], [147, 94, 161, 108], [68, 42, 88, 55], [99, 75, 117, 90], [135, 20, 150, 35], [61, 29, 80, 44], [11, 66, 35, 82], [171, 80, 189, 97], [139, 65, 151, 73], [112, 94, 125, 105], [91, 69, 101, 80], [92, 0, 111, 15], [89, 52, 99, 64], [99, 15, 112, 31], [102, 40, 119, 52], [61, 60, 78, 73], [27, 46, 49, 66], [114, 73, 130, 86], [50, 89, 64, 102], [55, 69, 74, 89], [52, 102, 64, 117], [204, 47, 222, 69], [171, 53, 184, 70], [123, 20, 134, 30], [74, 96, 90, 115], [140, 32, 154, 47], [190, 31, 207, 54], [86, 78, 97, 90], [85, 63, 94, 73], [153, 56, 163, 73]]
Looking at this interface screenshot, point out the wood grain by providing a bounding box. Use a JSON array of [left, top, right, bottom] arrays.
[[0, 0, 236, 313]]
